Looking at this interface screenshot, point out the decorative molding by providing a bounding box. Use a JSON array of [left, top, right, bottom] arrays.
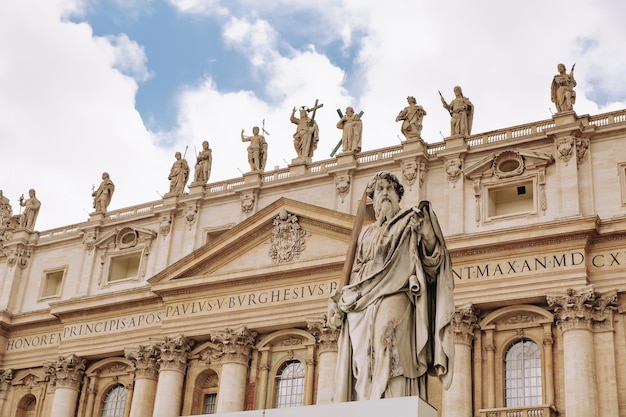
[[268, 209, 307, 263], [125, 345, 159, 380], [547, 286, 617, 333], [153, 334, 194, 373], [334, 173, 351, 203], [211, 325, 257, 365], [45, 354, 86, 391], [307, 316, 339, 354], [453, 304, 480, 346]]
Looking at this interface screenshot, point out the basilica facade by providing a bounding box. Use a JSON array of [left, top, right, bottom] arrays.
[[1, 106, 626, 417]]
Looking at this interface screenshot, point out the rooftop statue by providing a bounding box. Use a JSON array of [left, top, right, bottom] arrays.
[[329, 171, 454, 402], [336, 106, 363, 153], [191, 140, 213, 185], [92, 172, 115, 213], [0, 190, 12, 228], [167, 151, 190, 196], [395, 96, 426, 140], [440, 86, 474, 136], [19, 188, 41, 231], [551, 63, 576, 113], [241, 127, 268, 172], [290, 99, 323, 162]]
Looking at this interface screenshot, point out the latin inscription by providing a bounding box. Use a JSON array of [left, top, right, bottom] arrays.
[[453, 250, 626, 280]]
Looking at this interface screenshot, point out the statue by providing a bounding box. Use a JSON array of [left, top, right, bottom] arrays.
[[395, 96, 426, 140], [192, 141, 213, 185], [328, 171, 454, 402], [551, 63, 577, 113], [440, 86, 474, 136], [336, 106, 363, 153], [19, 189, 41, 231], [241, 127, 268, 172], [290, 99, 323, 161], [0, 190, 12, 228], [92, 172, 115, 213], [167, 151, 190, 196]]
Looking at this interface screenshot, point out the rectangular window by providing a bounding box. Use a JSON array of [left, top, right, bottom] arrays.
[[487, 180, 534, 218], [108, 252, 141, 282], [202, 393, 217, 414], [41, 270, 64, 298]]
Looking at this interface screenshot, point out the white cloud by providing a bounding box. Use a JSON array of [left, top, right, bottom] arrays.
[[104, 33, 153, 82]]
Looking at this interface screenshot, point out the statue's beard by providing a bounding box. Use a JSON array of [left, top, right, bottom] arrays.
[[374, 198, 399, 225]]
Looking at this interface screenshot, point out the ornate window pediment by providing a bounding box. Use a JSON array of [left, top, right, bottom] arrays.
[[464, 149, 554, 224]]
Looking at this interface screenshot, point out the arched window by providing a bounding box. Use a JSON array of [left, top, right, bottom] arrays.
[[101, 384, 127, 417], [275, 360, 304, 408], [15, 394, 36, 417], [505, 339, 542, 407]]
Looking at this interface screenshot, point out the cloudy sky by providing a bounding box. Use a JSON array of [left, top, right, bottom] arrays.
[[2, 0, 626, 231]]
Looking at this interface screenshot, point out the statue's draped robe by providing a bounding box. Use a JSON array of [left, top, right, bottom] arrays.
[[334, 202, 454, 401]]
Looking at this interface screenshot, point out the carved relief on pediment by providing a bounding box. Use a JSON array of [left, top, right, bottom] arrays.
[[268, 209, 307, 263]]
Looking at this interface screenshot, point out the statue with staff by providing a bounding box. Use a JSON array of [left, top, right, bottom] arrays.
[[328, 171, 455, 402], [331, 106, 363, 157], [290, 99, 323, 162], [439, 86, 474, 136], [551, 63, 576, 113]]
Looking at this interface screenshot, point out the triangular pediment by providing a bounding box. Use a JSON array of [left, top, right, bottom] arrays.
[[463, 149, 554, 179], [149, 198, 357, 294]]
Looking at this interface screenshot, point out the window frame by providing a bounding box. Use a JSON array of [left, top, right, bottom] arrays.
[[273, 358, 305, 408], [100, 383, 128, 417], [39, 267, 66, 300], [503, 338, 543, 407]]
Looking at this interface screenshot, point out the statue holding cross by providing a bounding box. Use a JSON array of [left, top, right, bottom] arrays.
[[290, 99, 323, 162]]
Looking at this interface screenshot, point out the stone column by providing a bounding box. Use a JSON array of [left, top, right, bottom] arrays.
[[212, 325, 257, 413], [45, 354, 87, 417], [126, 344, 160, 417], [547, 287, 617, 417], [0, 369, 14, 416], [483, 328, 495, 408], [84, 373, 99, 417], [441, 304, 479, 417], [151, 335, 193, 417], [255, 350, 270, 409], [307, 317, 340, 404]]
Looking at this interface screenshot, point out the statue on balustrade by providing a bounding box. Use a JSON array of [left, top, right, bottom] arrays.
[[192, 140, 213, 185], [241, 127, 268, 172], [551, 63, 576, 113], [395, 96, 426, 140], [167, 151, 190, 196], [290, 99, 323, 161], [0, 190, 12, 229], [328, 171, 455, 402], [92, 172, 115, 213], [19, 188, 41, 231], [440, 86, 474, 136], [336, 106, 363, 153]]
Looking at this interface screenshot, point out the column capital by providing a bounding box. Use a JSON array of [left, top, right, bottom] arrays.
[[547, 286, 617, 333], [125, 344, 159, 380], [211, 325, 257, 365], [45, 354, 86, 391], [452, 303, 480, 346], [307, 316, 340, 354], [153, 334, 194, 373]]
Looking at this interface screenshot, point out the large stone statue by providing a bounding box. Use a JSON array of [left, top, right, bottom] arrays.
[[290, 99, 323, 161], [395, 96, 426, 140], [192, 140, 213, 185], [551, 63, 577, 113], [19, 189, 41, 231], [0, 190, 12, 228], [336, 106, 363, 153], [92, 172, 115, 213], [329, 171, 454, 402], [167, 151, 190, 196], [241, 127, 268, 172], [440, 86, 474, 136]]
